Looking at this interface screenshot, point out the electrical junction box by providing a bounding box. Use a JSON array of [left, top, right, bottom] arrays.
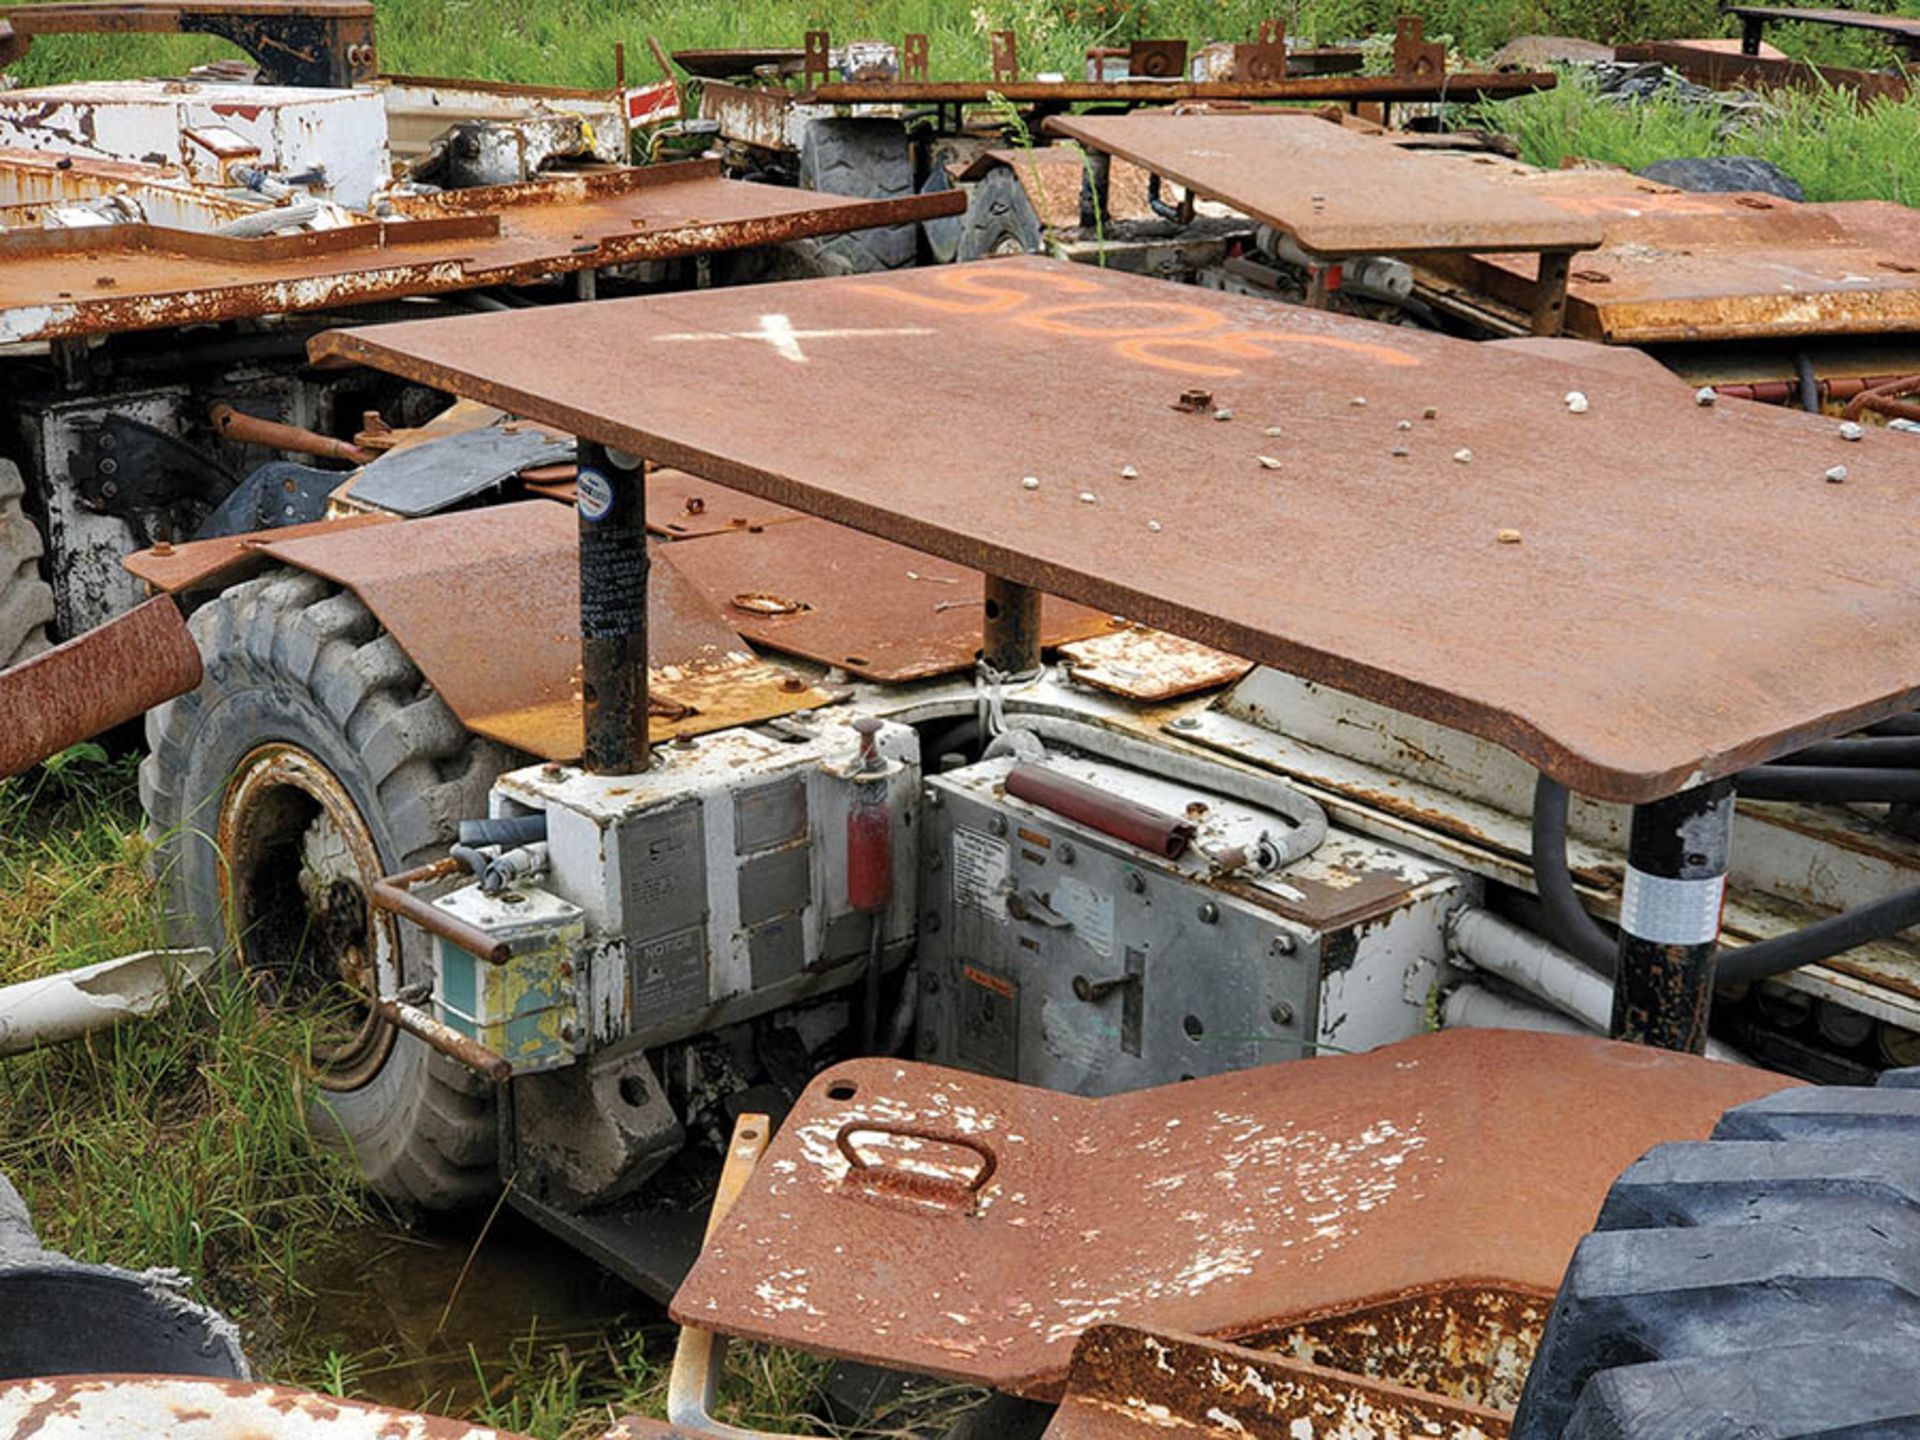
[[917, 752, 1469, 1095], [492, 716, 920, 1052], [432, 884, 585, 1074]]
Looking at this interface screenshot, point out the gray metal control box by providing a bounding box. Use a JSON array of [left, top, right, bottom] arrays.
[[917, 753, 1466, 1094]]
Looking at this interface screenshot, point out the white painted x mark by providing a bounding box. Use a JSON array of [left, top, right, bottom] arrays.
[[654, 312, 933, 364]]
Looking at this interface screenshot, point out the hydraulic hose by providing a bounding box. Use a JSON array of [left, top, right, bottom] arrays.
[[1733, 767, 1920, 803], [1776, 736, 1920, 768], [1532, 774, 1920, 987], [459, 813, 548, 847], [998, 712, 1328, 866], [1528, 775, 1618, 975]]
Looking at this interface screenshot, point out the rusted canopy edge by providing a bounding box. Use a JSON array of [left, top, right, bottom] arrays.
[[804, 71, 1555, 104], [307, 260, 1920, 804]]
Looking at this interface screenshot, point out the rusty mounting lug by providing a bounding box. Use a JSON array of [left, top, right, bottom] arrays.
[[803, 28, 830, 90], [990, 29, 1019, 84], [1128, 39, 1188, 79], [835, 1121, 999, 1210], [903, 32, 929, 83], [1392, 14, 1446, 80]]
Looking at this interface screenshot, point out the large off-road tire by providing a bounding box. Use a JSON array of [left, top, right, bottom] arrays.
[[1512, 1071, 1920, 1437], [797, 117, 917, 272], [142, 568, 514, 1211], [955, 165, 1045, 263], [0, 459, 54, 669]]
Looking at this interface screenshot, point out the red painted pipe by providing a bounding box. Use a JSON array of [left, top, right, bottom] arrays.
[[1006, 763, 1197, 859]]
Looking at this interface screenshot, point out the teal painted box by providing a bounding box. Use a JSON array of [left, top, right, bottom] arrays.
[[430, 884, 585, 1074]]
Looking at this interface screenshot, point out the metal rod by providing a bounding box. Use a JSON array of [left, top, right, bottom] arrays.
[[1609, 779, 1735, 1054], [376, 998, 512, 1083], [1529, 249, 1572, 336], [370, 857, 512, 965], [981, 574, 1041, 675], [577, 441, 650, 773]]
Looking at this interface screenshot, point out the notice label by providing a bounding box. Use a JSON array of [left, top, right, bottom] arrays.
[[952, 827, 1010, 916], [1054, 875, 1114, 958]]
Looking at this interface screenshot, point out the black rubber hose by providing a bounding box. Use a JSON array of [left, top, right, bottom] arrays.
[[458, 813, 547, 848], [1867, 714, 1920, 738], [1734, 767, 1920, 803], [1719, 884, 1920, 985], [1780, 737, 1920, 767], [1795, 351, 1821, 414], [1529, 775, 1619, 976]]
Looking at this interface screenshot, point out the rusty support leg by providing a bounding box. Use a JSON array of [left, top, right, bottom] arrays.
[[1610, 779, 1734, 1054], [982, 575, 1042, 675], [1529, 249, 1572, 337], [578, 441, 650, 774]]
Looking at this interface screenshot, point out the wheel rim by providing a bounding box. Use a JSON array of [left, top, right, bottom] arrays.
[[217, 743, 398, 1091]]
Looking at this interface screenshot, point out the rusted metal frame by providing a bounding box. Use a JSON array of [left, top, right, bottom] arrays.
[[1528, 249, 1573, 337], [0, 597, 201, 780], [0, 211, 497, 266], [665, 1113, 776, 1437], [370, 857, 512, 965], [1731, 3, 1920, 60], [0, 0, 377, 87], [1614, 41, 1909, 100], [1046, 1324, 1511, 1439], [578, 442, 651, 775], [376, 998, 511, 1082], [803, 72, 1556, 104], [1610, 779, 1736, 1054], [982, 574, 1043, 675]]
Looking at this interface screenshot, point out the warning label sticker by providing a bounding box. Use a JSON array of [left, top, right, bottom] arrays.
[[952, 827, 1010, 916], [1054, 875, 1114, 958]]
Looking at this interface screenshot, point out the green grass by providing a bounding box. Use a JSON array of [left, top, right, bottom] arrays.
[[1479, 70, 1920, 204]]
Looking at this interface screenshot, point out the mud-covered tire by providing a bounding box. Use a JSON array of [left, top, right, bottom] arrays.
[[797, 117, 916, 272], [0, 459, 54, 669], [142, 568, 514, 1211], [1512, 1070, 1920, 1437], [956, 166, 1045, 263]]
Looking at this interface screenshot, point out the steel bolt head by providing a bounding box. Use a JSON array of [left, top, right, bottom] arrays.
[[1269, 933, 1296, 956], [1263, 425, 1284, 437], [1197, 900, 1220, 924], [1453, 448, 1474, 464], [1125, 871, 1146, 893], [1170, 715, 1199, 730], [1079, 490, 1098, 504], [1497, 528, 1523, 544], [1825, 464, 1849, 484], [988, 815, 1008, 835], [1564, 391, 1589, 414], [1257, 455, 1282, 470], [1839, 421, 1865, 442], [1057, 841, 1076, 864], [1120, 464, 1139, 479], [1270, 1002, 1295, 1025], [1694, 387, 1717, 407], [923, 787, 942, 808], [1350, 396, 1367, 408], [1214, 408, 1234, 421], [1021, 475, 1041, 490], [1391, 445, 1410, 458], [1146, 519, 1163, 533], [1423, 406, 1439, 420]]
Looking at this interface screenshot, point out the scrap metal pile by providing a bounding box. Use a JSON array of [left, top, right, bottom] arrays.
[[4, 5, 1920, 1439]]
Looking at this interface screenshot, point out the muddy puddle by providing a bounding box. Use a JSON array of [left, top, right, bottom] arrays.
[[276, 1208, 657, 1413]]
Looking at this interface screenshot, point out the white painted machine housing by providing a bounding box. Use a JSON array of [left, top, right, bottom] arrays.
[[0, 80, 389, 210]]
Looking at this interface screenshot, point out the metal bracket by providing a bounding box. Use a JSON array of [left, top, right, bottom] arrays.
[[990, 30, 1019, 84], [0, 1, 376, 88], [1127, 39, 1188, 79], [1392, 15, 1446, 80], [903, 32, 929, 83], [1233, 20, 1288, 83], [802, 29, 830, 91]]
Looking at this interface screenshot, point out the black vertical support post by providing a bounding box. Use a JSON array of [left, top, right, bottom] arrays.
[[577, 441, 649, 774], [1609, 778, 1736, 1053], [1080, 149, 1111, 231], [982, 575, 1042, 676]]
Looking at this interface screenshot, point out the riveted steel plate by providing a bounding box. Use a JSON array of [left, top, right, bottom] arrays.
[[313, 257, 1920, 802], [1045, 113, 1603, 256], [669, 1028, 1792, 1397]]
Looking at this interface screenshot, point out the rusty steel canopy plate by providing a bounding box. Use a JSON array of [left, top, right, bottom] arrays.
[[1044, 113, 1603, 256], [0, 1373, 529, 1440], [661, 517, 1112, 682], [669, 1028, 1791, 1397], [1044, 1326, 1509, 1439], [1454, 175, 1920, 344], [256, 501, 828, 760], [648, 467, 808, 538], [313, 257, 1920, 802], [0, 597, 201, 778], [1057, 625, 1251, 702], [0, 159, 966, 344], [122, 512, 395, 594]]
